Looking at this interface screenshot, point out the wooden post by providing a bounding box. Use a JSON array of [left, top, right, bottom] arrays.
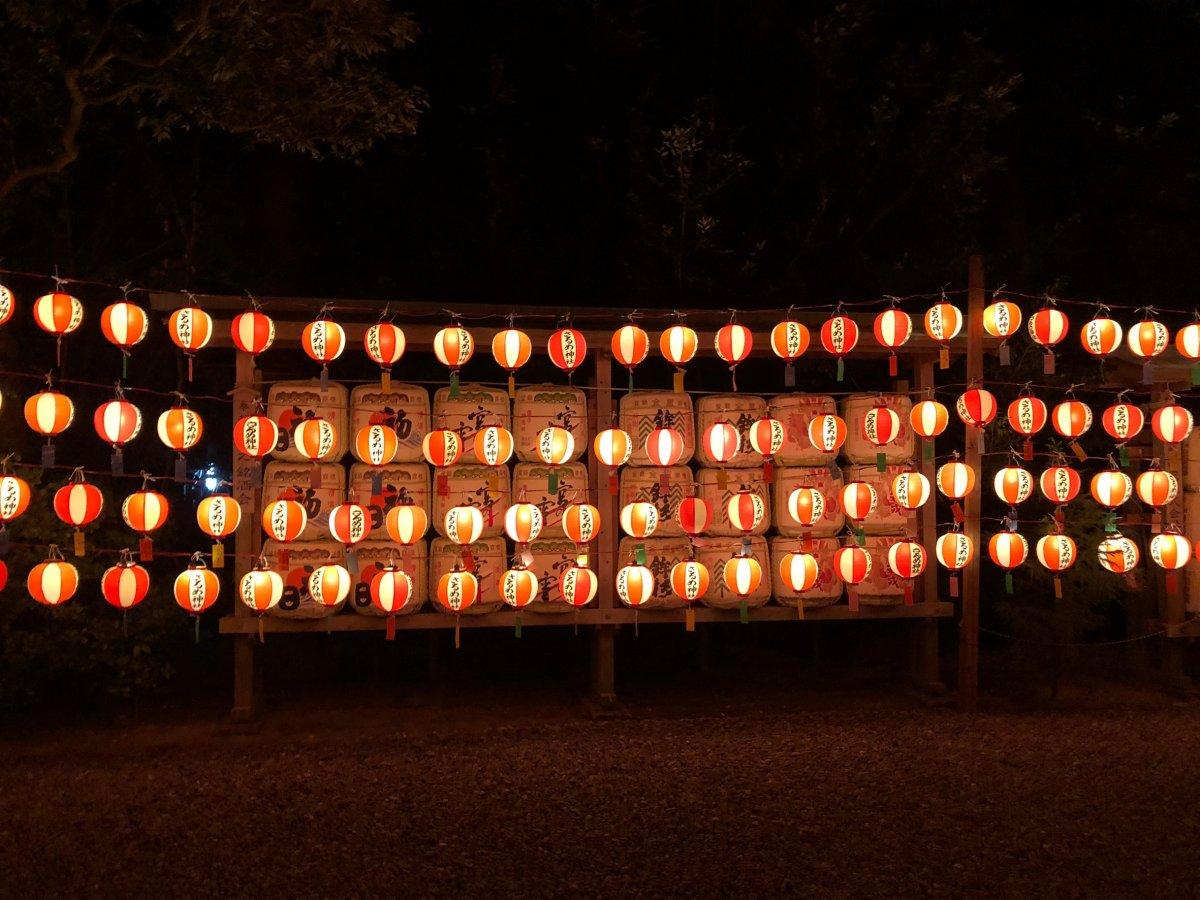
[[912, 355, 942, 691], [959, 254, 985, 709], [590, 349, 617, 704], [230, 350, 261, 723], [1152, 386, 1191, 691]]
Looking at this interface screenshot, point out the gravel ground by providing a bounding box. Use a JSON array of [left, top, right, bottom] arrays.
[[3, 685, 1199, 898]]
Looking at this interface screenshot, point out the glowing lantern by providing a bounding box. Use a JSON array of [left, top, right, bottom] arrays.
[[537, 426, 575, 465], [936, 461, 976, 500], [445, 505, 485, 545], [924, 301, 962, 367], [832, 546, 871, 591], [786, 487, 825, 528], [436, 567, 479, 613], [122, 489, 169, 538], [723, 554, 763, 598], [1149, 532, 1191, 570], [362, 321, 405, 372], [500, 566, 539, 609], [0, 283, 12, 326], [703, 422, 740, 465], [771, 319, 811, 383], [168, 305, 213, 380], [1050, 400, 1092, 441], [53, 476, 104, 544], [293, 417, 337, 464], [372, 566, 415, 620], [886, 541, 926, 604], [233, 414, 279, 460], [548, 326, 587, 376], [385, 504, 428, 545], [748, 416, 785, 483], [560, 565, 598, 607], [0, 475, 32, 524], [994, 465, 1033, 506], [1089, 470, 1133, 509], [1097, 534, 1139, 574], [301, 316, 346, 383], [422, 429, 463, 467], [806, 414, 847, 455], [492, 327, 532, 395], [1175, 323, 1200, 382], [988, 532, 1029, 570], [910, 399, 949, 439], [1039, 465, 1081, 505], [33, 291, 83, 364], [872, 309, 911, 376], [239, 564, 284, 614], [956, 388, 997, 428], [620, 501, 658, 539], [562, 503, 601, 544], [726, 488, 766, 534], [354, 424, 399, 467], [714, 323, 753, 390], [309, 564, 353, 608], [261, 498, 307, 543], [616, 564, 655, 607], [1127, 318, 1169, 361], [671, 559, 710, 603], [839, 481, 877, 522], [434, 325, 475, 395], [935, 532, 974, 571], [1102, 402, 1144, 443], [196, 494, 241, 566], [890, 471, 930, 511], [329, 502, 372, 547], [677, 496, 712, 536], [1080, 314, 1123, 358], [99, 300, 149, 369], [94, 395, 143, 474], [861, 404, 901, 453], [594, 428, 632, 467], [1036, 534, 1077, 572], [173, 557, 220, 616], [24, 391, 75, 458], [101, 558, 150, 610], [1135, 469, 1178, 508], [473, 425, 514, 467], [819, 314, 859, 381], [612, 323, 649, 391], [983, 299, 1023, 339], [28, 554, 79, 606], [504, 500, 544, 545], [779, 551, 820, 594], [660, 324, 698, 366], [645, 428, 685, 467], [1028, 306, 1069, 373], [230, 308, 275, 355], [1151, 405, 1193, 444], [1007, 396, 1048, 459], [156, 406, 204, 465]]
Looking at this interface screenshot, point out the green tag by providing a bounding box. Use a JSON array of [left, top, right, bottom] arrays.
[[1104, 512, 1117, 534], [449, 371, 460, 398], [628, 370, 635, 394], [836, 358, 844, 382], [739, 601, 749, 624], [1192, 363, 1200, 386], [1118, 445, 1130, 468], [548, 471, 558, 493], [635, 543, 647, 565], [515, 613, 522, 639], [855, 526, 866, 546], [923, 441, 934, 461], [876, 452, 886, 473], [1005, 572, 1013, 595]]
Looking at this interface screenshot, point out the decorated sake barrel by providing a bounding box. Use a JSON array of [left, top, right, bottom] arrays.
[[429, 536, 504, 614], [696, 394, 768, 469], [839, 393, 914, 465], [512, 462, 589, 532], [695, 468, 770, 537], [694, 535, 770, 609], [617, 535, 693, 609], [347, 463, 430, 534], [263, 461, 345, 542], [433, 383, 510, 447], [858, 535, 906, 606], [619, 465, 694, 538], [768, 394, 837, 465], [522, 537, 584, 613], [349, 539, 428, 616], [769, 535, 842, 608], [264, 540, 346, 618], [842, 463, 917, 535], [513, 385, 587, 463], [268, 380, 349, 462], [620, 390, 695, 467], [772, 466, 845, 537], [432, 464, 509, 539], [350, 383, 430, 463]]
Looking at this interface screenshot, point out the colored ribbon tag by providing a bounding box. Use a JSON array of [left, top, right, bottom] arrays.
[[176, 457, 187, 482], [320, 364, 329, 388], [628, 370, 635, 394], [685, 608, 695, 631], [949, 575, 959, 598], [739, 601, 749, 624], [836, 358, 844, 382], [939, 347, 949, 370], [73, 530, 85, 557], [371, 472, 383, 495], [855, 527, 866, 547], [386, 615, 396, 641], [515, 613, 522, 639], [608, 471, 619, 495], [1118, 445, 1130, 468], [1043, 351, 1055, 375], [998, 342, 1010, 366], [1103, 512, 1117, 534], [1005, 572, 1014, 594], [548, 470, 558, 493], [888, 354, 898, 378], [848, 589, 859, 612], [139, 537, 153, 561], [436, 473, 449, 496], [449, 371, 460, 398], [1192, 363, 1200, 386], [951, 502, 964, 523], [716, 469, 728, 490], [904, 583, 913, 606], [461, 549, 475, 571], [923, 440, 934, 461], [636, 543, 647, 566], [111, 449, 124, 476], [212, 543, 224, 568], [1070, 441, 1087, 462], [381, 371, 391, 393], [1053, 576, 1063, 600], [309, 464, 321, 489], [784, 362, 796, 387], [876, 452, 886, 473], [796, 600, 805, 620], [1023, 438, 1033, 461], [673, 370, 685, 393], [741, 537, 752, 556], [1167, 574, 1178, 596], [346, 550, 359, 576], [41, 444, 54, 469], [507, 373, 515, 398], [277, 548, 289, 569]]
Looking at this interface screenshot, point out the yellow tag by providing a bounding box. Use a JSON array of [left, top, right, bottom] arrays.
[[1053, 576, 1063, 600], [797, 600, 805, 620], [1070, 441, 1088, 462], [685, 608, 695, 631], [939, 347, 950, 369], [716, 469, 729, 490], [381, 371, 391, 392], [673, 370, 685, 393], [508, 373, 515, 398], [212, 542, 224, 568], [73, 530, 85, 557]]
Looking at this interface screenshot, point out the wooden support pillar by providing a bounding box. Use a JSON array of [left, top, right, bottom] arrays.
[[229, 350, 262, 723], [1152, 386, 1192, 692], [959, 254, 985, 710], [589, 349, 618, 705], [912, 355, 943, 691]]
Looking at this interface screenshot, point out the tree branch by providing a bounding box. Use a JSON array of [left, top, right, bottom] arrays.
[[0, 70, 86, 201]]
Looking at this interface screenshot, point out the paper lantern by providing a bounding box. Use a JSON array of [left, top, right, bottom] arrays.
[[433, 325, 475, 376], [174, 559, 220, 615], [832, 546, 871, 585], [620, 501, 658, 539], [289, 417, 336, 463], [156, 406, 203, 452], [771, 320, 811, 361], [560, 565, 598, 607], [983, 300, 1022, 339], [53, 479, 103, 528], [363, 322, 405, 371], [988, 532, 1029, 570], [1149, 532, 1191, 570], [168, 305, 213, 354], [28, 557, 79, 606], [261, 498, 307, 542], [548, 327, 587, 375], [233, 414, 279, 459], [935, 532, 974, 571], [593, 428, 632, 467], [1089, 470, 1133, 509], [1050, 400, 1093, 440], [24, 390, 74, 436], [1039, 465, 1081, 505], [714, 324, 753, 390], [504, 501, 544, 544], [993, 465, 1033, 505], [354, 424, 399, 467], [659, 325, 698, 366], [537, 426, 575, 465], [0, 559, 6, 591], [886, 541, 927, 580], [500, 566, 539, 609], [1036, 534, 1077, 572], [862, 404, 901, 447], [1080, 315, 1123, 357], [872, 309, 912, 350], [94, 398, 143, 448], [703, 422, 740, 464], [309, 564, 353, 608], [748, 417, 785, 458], [385, 504, 428, 545], [473, 425, 514, 467], [611, 324, 649, 370], [33, 291, 83, 336], [677, 496, 712, 536], [723, 555, 763, 597], [936, 461, 976, 499], [806, 414, 847, 454], [726, 488, 766, 534], [1175, 323, 1200, 361], [1151, 405, 1193, 444], [670, 559, 710, 603], [99, 301, 149, 351], [0, 283, 12, 326], [785, 487, 825, 527], [240, 565, 284, 613], [1097, 534, 1139, 574], [562, 503, 601, 543], [1127, 318, 1169, 360], [1135, 469, 1178, 508], [0, 475, 32, 523], [196, 494, 241, 539], [444, 505, 485, 545], [616, 564, 655, 607], [329, 502, 372, 546], [122, 490, 169, 534], [956, 388, 997, 428], [1007, 396, 1047, 438], [924, 301, 963, 344], [491, 327, 532, 374], [1102, 403, 1144, 443], [779, 551, 820, 593], [301, 317, 346, 367], [910, 400, 949, 439], [820, 314, 859, 380], [839, 481, 877, 522], [645, 428, 685, 467], [372, 566, 415, 615], [1028, 307, 1069, 348], [422, 429, 463, 467], [230, 309, 275, 355], [101, 560, 150, 610], [436, 568, 479, 613], [890, 472, 930, 511]]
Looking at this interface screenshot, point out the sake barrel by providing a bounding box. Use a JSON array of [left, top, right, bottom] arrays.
[[769, 535, 842, 608], [521, 537, 584, 613], [349, 383, 430, 463], [620, 390, 695, 467], [772, 466, 845, 537], [347, 463, 430, 534], [429, 535, 504, 614], [432, 464, 509, 539], [839, 393, 914, 464], [768, 394, 837, 465], [696, 394, 768, 469], [857, 535, 907, 606], [695, 469, 770, 537], [432, 383, 510, 447], [263, 461, 345, 542], [268, 380, 349, 462], [618, 535, 695, 609], [841, 463, 917, 535], [694, 535, 771, 609], [264, 540, 346, 618], [619, 465, 694, 538], [513, 385, 587, 463], [511, 462, 589, 532], [349, 539, 428, 616]]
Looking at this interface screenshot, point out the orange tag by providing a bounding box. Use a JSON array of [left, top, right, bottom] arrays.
[[212, 543, 224, 568], [796, 600, 805, 620], [673, 371, 685, 393], [939, 347, 950, 369], [73, 530, 85, 557], [1070, 441, 1088, 462], [381, 371, 391, 392], [685, 608, 695, 632]]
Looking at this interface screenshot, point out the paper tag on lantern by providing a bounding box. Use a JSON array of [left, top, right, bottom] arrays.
[[949, 575, 959, 598], [1053, 576, 1063, 600], [939, 347, 950, 370], [716, 469, 729, 490], [139, 537, 153, 562], [41, 444, 54, 469], [836, 358, 845, 382], [784, 362, 796, 387], [309, 464, 321, 489], [277, 548, 289, 569], [999, 342, 1010, 366], [73, 530, 85, 557], [1151, 512, 1161, 535], [741, 537, 752, 556], [1167, 573, 1178, 596], [386, 615, 396, 641], [627, 370, 635, 395], [796, 600, 805, 620], [187, 355, 195, 382], [875, 452, 886, 473], [659, 471, 670, 495], [461, 549, 475, 571], [519, 547, 533, 567], [1054, 506, 1065, 527], [548, 470, 559, 493], [381, 371, 391, 393], [635, 543, 647, 566], [346, 550, 359, 576], [175, 457, 187, 482], [1142, 363, 1153, 385], [111, 449, 124, 477], [454, 618, 461, 650], [608, 471, 619, 496], [436, 473, 449, 496], [673, 370, 685, 393], [507, 373, 515, 398], [1103, 512, 1117, 534], [1043, 351, 1055, 375], [449, 371, 460, 398], [1070, 441, 1087, 462], [802, 530, 813, 553], [848, 590, 859, 612], [212, 543, 224, 568], [514, 613, 523, 639], [854, 526, 866, 547], [1023, 438, 1033, 461], [1005, 572, 1014, 594], [257, 617, 264, 644], [319, 364, 329, 389], [888, 354, 898, 378], [951, 502, 964, 523], [1118, 445, 1130, 468], [371, 471, 383, 495], [904, 583, 913, 606], [1192, 363, 1200, 386], [739, 601, 749, 624], [685, 608, 695, 631], [979, 429, 986, 455]]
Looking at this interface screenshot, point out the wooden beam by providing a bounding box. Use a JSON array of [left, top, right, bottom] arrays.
[[959, 254, 985, 710], [230, 350, 260, 723], [913, 356, 942, 690], [591, 349, 617, 703]]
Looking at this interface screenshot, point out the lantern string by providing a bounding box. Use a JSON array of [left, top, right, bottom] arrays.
[[6, 459, 206, 483], [0, 367, 232, 404]]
